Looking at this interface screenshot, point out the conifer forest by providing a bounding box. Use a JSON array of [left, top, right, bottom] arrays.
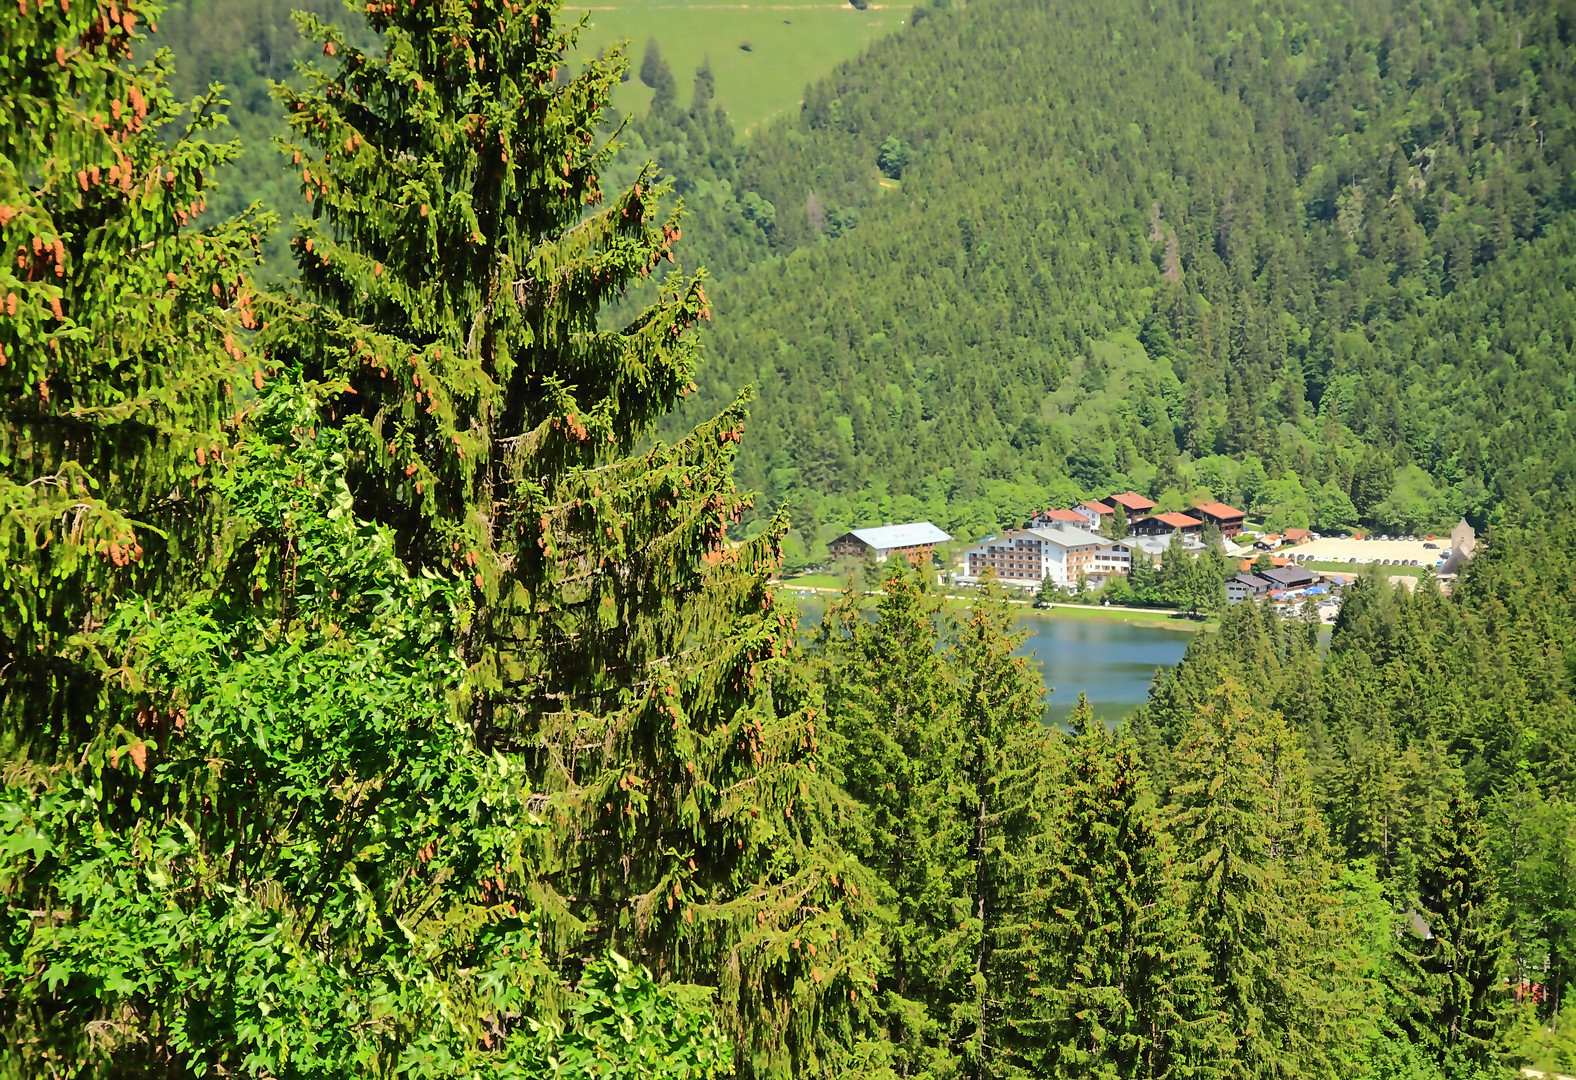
[[2, 0, 1575, 1078]]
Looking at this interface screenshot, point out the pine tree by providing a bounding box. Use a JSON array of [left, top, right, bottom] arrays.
[[1388, 788, 1510, 1077], [948, 581, 1053, 1080], [263, 2, 875, 1072], [1169, 680, 1358, 1080], [1, 0, 269, 735]]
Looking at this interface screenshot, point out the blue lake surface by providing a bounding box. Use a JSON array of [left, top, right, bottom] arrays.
[[791, 596, 1194, 725]]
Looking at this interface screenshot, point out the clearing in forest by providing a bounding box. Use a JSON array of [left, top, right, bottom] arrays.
[[566, 0, 905, 131]]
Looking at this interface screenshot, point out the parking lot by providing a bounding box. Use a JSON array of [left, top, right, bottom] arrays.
[[1287, 536, 1445, 567]]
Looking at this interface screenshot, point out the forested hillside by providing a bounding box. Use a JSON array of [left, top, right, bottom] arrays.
[[5, 1, 1576, 1079], [632, 0, 1576, 550]]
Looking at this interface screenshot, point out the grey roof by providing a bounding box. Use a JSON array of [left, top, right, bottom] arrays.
[[1232, 573, 1273, 591], [1261, 566, 1317, 587], [848, 522, 952, 550], [1025, 524, 1117, 549], [1128, 534, 1202, 555]]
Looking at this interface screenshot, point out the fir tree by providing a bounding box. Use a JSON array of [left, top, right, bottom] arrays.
[[1, 0, 269, 736], [263, 2, 876, 1071], [1009, 696, 1215, 1080]]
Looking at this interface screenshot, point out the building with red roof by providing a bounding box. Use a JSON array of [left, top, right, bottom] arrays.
[[1108, 491, 1156, 514], [1130, 511, 1205, 537], [1191, 501, 1246, 537], [1076, 500, 1114, 532], [1029, 508, 1088, 528]]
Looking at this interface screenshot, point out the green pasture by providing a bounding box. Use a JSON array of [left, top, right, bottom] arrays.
[[565, 0, 906, 132]]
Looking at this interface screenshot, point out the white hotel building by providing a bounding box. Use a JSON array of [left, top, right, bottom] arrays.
[[956, 524, 1134, 589]]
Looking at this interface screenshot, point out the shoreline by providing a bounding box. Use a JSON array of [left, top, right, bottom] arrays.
[[774, 582, 1210, 632]]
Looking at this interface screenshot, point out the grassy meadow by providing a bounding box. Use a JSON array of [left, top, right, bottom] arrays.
[[565, 0, 907, 132]]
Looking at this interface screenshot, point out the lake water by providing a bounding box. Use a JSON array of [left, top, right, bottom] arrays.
[[1015, 613, 1193, 725], [790, 596, 1193, 725]]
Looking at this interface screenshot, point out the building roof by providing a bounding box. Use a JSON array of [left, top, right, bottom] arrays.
[[1232, 573, 1273, 591], [847, 522, 952, 550], [1193, 501, 1245, 519], [1261, 565, 1317, 587], [1144, 512, 1205, 528], [1081, 500, 1115, 515], [1108, 491, 1156, 512], [1036, 508, 1087, 524], [1283, 527, 1311, 542], [1130, 534, 1202, 555], [1025, 524, 1114, 549]]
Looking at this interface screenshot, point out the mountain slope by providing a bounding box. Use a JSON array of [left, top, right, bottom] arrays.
[[649, 0, 1576, 549]]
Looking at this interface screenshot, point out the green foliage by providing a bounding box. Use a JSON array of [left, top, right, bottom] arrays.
[[948, 583, 1052, 1079], [1387, 790, 1511, 1077], [1008, 697, 1212, 1080], [0, 383, 732, 1077], [258, 0, 879, 1071], [1169, 682, 1359, 1080]]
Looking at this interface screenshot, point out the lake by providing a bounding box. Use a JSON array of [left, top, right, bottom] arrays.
[[1016, 613, 1193, 725], [789, 595, 1194, 725]]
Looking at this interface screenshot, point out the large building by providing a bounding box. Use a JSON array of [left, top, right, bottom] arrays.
[[1191, 501, 1246, 537], [958, 524, 1133, 588], [1260, 565, 1318, 591], [1129, 511, 1206, 537], [827, 522, 951, 563]]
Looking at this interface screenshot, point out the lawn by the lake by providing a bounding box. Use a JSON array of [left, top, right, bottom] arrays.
[[774, 577, 1213, 631], [565, 0, 907, 132]]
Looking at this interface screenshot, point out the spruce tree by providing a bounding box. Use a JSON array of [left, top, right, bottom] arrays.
[[947, 581, 1053, 1080], [1112, 503, 1130, 539], [1169, 680, 1358, 1080], [814, 564, 965, 1078], [1388, 789, 1510, 1077], [264, 2, 876, 1072], [1009, 696, 1215, 1080], [1, 0, 269, 735]]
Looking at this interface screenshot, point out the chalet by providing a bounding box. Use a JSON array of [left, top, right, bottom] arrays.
[[959, 524, 1133, 588], [1283, 527, 1311, 545], [1226, 573, 1275, 604], [1192, 501, 1246, 538], [1029, 508, 1088, 529], [1107, 491, 1156, 515], [1129, 511, 1205, 537], [827, 522, 951, 564], [1076, 500, 1114, 531]]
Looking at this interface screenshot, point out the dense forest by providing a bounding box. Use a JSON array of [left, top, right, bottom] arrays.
[[2, 0, 1574, 1079]]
